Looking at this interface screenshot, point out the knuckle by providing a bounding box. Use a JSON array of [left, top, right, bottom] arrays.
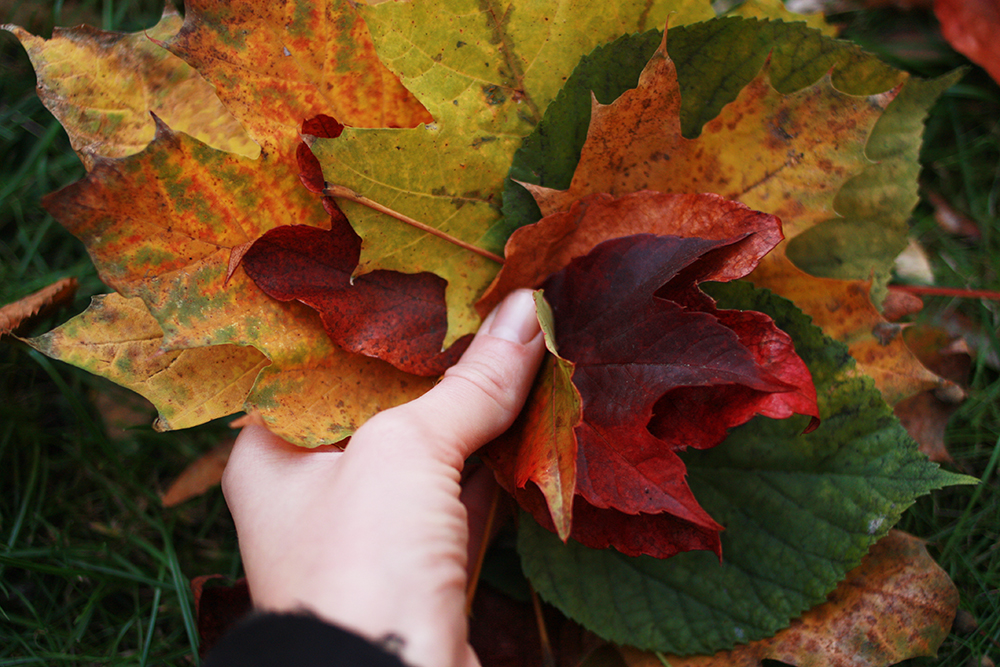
[[443, 352, 517, 416]]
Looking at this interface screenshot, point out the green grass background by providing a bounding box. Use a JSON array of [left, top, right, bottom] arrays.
[[0, 1, 998, 665]]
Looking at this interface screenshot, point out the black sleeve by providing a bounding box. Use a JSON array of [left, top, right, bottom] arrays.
[[203, 612, 409, 667]]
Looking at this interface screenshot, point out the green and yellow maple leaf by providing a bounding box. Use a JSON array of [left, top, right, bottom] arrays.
[[310, 0, 715, 346], [3, 7, 257, 168], [29, 292, 268, 432]]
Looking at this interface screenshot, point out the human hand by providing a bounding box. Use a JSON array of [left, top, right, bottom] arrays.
[[221, 289, 546, 667]]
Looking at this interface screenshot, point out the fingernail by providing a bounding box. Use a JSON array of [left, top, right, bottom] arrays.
[[487, 289, 540, 345]]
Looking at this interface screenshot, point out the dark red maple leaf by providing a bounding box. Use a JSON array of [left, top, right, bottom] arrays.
[[241, 206, 470, 377], [486, 232, 819, 559]]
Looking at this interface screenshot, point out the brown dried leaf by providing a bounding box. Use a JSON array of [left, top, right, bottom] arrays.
[[0, 277, 78, 337], [161, 439, 235, 507], [882, 288, 925, 322], [91, 386, 156, 439], [894, 392, 955, 463], [191, 575, 252, 658], [893, 325, 972, 463], [228, 412, 265, 429], [926, 190, 982, 241]]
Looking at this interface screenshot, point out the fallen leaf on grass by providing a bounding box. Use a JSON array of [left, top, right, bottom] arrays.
[[620, 530, 960, 667], [191, 575, 251, 658], [934, 309, 1000, 371], [228, 413, 265, 429], [469, 583, 604, 667], [161, 439, 235, 507], [91, 386, 156, 439], [881, 288, 925, 322], [895, 393, 956, 464], [926, 189, 982, 241], [907, 326, 975, 388], [0, 277, 78, 337], [934, 0, 1000, 86], [894, 326, 971, 463]]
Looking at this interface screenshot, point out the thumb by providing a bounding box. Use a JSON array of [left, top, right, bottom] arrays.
[[360, 289, 546, 467]]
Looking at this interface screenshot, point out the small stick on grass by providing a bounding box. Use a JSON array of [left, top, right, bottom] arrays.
[[889, 285, 1000, 301]]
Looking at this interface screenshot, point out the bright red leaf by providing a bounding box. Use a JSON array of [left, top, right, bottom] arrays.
[[487, 228, 819, 559], [241, 207, 470, 377], [934, 0, 1000, 86]]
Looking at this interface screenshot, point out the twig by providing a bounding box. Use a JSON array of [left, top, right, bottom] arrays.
[[465, 483, 501, 616], [323, 183, 505, 265], [889, 284, 1000, 301], [530, 584, 557, 667]]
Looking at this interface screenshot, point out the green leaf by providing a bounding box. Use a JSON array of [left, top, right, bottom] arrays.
[[668, 17, 902, 136], [518, 281, 974, 655], [311, 0, 714, 346], [785, 70, 963, 297], [499, 30, 663, 245]]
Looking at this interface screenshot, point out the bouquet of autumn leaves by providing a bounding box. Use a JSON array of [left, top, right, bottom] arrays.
[[5, 0, 977, 661]]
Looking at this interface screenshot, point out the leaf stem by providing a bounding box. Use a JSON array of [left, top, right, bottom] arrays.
[[889, 284, 1000, 300], [324, 183, 505, 265], [529, 584, 556, 667], [465, 482, 500, 616]]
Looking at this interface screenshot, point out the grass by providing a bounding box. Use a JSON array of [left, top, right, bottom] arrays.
[[840, 8, 1000, 666], [1, 3, 241, 664], [1, 1, 999, 665]]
